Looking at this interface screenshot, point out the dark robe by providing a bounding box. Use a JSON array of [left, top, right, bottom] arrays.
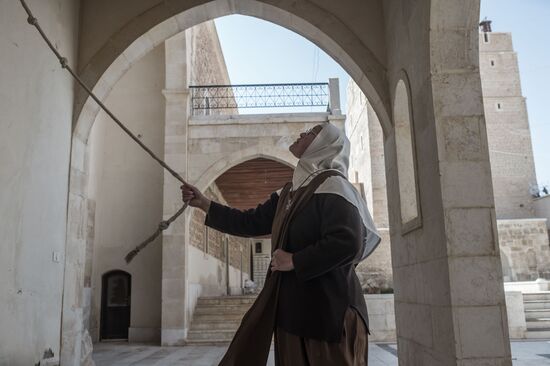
[[207, 171, 369, 365]]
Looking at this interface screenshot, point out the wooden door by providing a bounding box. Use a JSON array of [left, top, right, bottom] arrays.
[[101, 270, 131, 340]]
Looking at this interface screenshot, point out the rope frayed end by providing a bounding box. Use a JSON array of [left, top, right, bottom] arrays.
[[125, 248, 140, 264]]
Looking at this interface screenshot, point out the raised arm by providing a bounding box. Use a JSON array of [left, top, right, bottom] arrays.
[[205, 193, 279, 237], [181, 182, 278, 238]]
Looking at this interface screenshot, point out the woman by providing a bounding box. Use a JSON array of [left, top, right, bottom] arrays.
[[181, 122, 381, 366]]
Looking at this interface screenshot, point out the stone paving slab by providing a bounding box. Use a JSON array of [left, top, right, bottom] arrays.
[[93, 341, 550, 365]]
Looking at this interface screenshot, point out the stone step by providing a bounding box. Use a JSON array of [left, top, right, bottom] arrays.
[[523, 292, 550, 301], [197, 296, 256, 306], [526, 319, 550, 329], [187, 329, 236, 342], [190, 320, 241, 330], [525, 309, 550, 320], [185, 339, 231, 346], [192, 313, 246, 322], [525, 328, 550, 339], [193, 306, 250, 316], [524, 300, 550, 310]]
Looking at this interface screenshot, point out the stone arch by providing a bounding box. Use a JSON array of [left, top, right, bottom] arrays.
[[73, 0, 392, 144], [194, 147, 296, 192]]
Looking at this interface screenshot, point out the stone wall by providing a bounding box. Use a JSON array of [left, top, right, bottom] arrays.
[[498, 219, 550, 281], [189, 184, 250, 274], [364, 291, 528, 342], [346, 81, 392, 291], [479, 32, 538, 219], [88, 45, 166, 343], [188, 21, 236, 116], [534, 195, 550, 232], [187, 181, 251, 299], [347, 30, 544, 290], [0, 2, 80, 364]]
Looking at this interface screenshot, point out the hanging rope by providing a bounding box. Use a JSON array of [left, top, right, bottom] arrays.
[[19, 0, 189, 263]]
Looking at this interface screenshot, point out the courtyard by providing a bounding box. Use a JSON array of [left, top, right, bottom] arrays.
[[93, 341, 550, 366]]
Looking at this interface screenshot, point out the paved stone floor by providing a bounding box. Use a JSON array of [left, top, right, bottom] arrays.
[[93, 341, 550, 365]]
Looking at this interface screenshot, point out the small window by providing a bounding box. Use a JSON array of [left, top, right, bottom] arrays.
[[483, 33, 490, 43], [490, 60, 495, 67], [255, 242, 262, 254], [496, 102, 502, 111], [360, 135, 364, 150]]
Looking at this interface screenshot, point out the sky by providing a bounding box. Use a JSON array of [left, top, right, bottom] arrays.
[[214, 1, 550, 187]]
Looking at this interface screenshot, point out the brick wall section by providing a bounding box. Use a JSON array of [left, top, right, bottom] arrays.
[[189, 208, 207, 252], [497, 219, 550, 281], [188, 21, 237, 116], [188, 184, 250, 274]]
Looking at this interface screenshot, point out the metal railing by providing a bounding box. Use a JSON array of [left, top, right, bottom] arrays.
[[189, 82, 329, 112]]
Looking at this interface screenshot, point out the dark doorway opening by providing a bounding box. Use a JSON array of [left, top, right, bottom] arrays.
[[100, 270, 131, 340]]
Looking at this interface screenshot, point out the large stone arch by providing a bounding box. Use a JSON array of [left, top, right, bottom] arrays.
[[73, 0, 391, 142], [59, 0, 514, 364]]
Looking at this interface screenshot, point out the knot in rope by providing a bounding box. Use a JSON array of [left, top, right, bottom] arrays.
[[27, 16, 37, 25], [59, 57, 68, 68], [159, 221, 170, 230]]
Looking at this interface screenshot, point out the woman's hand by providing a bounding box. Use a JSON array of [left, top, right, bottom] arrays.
[[181, 183, 211, 212], [271, 249, 295, 272]]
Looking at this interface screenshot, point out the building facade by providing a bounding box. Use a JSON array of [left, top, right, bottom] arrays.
[[1, 1, 515, 364], [346, 28, 550, 290]]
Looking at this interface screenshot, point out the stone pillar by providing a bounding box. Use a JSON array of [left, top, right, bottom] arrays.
[[328, 78, 341, 115], [428, 3, 512, 363], [161, 31, 190, 345], [383, 1, 512, 364]]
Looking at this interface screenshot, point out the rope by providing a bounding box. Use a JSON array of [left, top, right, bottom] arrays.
[[19, 0, 189, 263]]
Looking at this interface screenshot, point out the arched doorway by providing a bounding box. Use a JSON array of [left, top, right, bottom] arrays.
[[100, 270, 132, 340], [59, 1, 512, 365]]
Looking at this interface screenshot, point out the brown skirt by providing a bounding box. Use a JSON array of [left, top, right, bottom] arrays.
[[274, 307, 368, 366]]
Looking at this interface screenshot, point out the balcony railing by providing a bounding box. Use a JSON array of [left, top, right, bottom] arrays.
[[189, 82, 330, 113]]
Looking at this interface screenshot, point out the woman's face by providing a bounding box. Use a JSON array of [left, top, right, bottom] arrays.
[[289, 124, 323, 158]]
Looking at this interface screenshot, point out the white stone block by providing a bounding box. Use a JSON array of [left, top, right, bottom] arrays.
[[449, 256, 505, 306], [123, 34, 154, 66], [148, 18, 180, 47], [446, 208, 496, 257], [161, 328, 187, 346], [440, 161, 494, 208], [504, 291, 526, 339], [454, 306, 509, 358]]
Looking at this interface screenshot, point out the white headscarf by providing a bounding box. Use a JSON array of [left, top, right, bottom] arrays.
[[291, 122, 381, 261]]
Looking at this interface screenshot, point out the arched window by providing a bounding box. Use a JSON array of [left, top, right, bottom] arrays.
[[394, 78, 421, 233]]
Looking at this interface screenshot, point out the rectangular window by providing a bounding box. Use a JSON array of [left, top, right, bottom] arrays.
[[483, 33, 490, 43], [490, 60, 495, 67], [496, 102, 502, 111], [255, 242, 262, 254]]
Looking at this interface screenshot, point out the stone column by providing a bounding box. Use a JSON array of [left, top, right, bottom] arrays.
[[161, 31, 190, 346], [382, 1, 512, 364], [328, 78, 341, 115]]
